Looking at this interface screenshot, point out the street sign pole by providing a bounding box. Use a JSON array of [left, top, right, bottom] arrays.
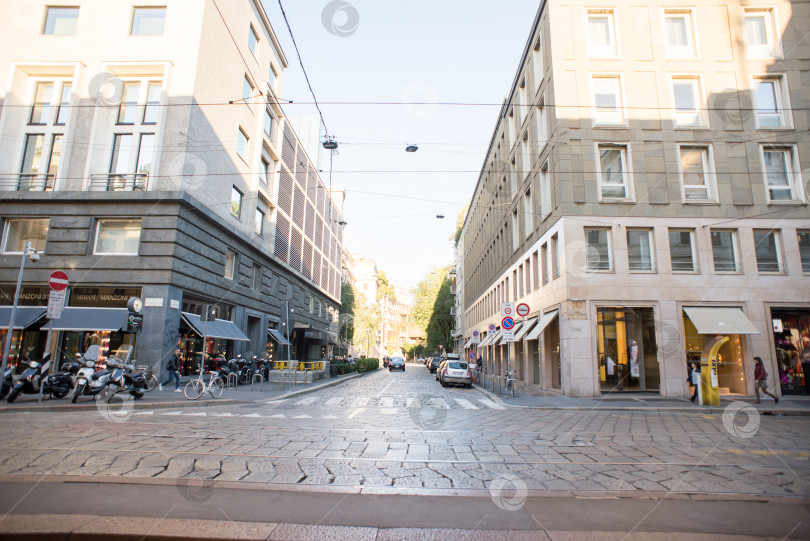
[[39, 271, 69, 403]]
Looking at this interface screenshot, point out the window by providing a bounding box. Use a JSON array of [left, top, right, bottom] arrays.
[[230, 186, 243, 219], [109, 134, 133, 175], [754, 76, 788, 128], [236, 128, 248, 160], [29, 82, 53, 125], [539, 161, 551, 218], [664, 9, 696, 58], [587, 10, 617, 57], [117, 82, 139, 125], [532, 34, 544, 90], [798, 231, 810, 273], [94, 220, 141, 255], [44, 6, 79, 35], [525, 258, 533, 294], [522, 189, 533, 238], [55, 84, 71, 125], [627, 229, 654, 271], [268, 65, 277, 90], [551, 234, 560, 278], [224, 250, 236, 280], [255, 208, 265, 236], [597, 144, 630, 200], [521, 131, 530, 180], [511, 209, 519, 251], [143, 82, 161, 124], [532, 250, 540, 289], [248, 25, 259, 56], [264, 109, 276, 140], [753, 230, 781, 273], [260, 158, 269, 186], [744, 7, 779, 58], [711, 230, 739, 272], [2, 219, 48, 253], [672, 77, 705, 127], [678, 146, 714, 201], [131, 7, 166, 36], [585, 228, 611, 271], [762, 147, 800, 202], [535, 99, 547, 149], [669, 229, 696, 272], [252, 263, 262, 289], [592, 75, 623, 125], [242, 76, 253, 102]]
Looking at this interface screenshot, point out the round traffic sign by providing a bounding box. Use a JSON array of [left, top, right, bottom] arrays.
[[48, 271, 69, 291], [502, 317, 515, 330], [516, 303, 530, 317], [468, 351, 476, 360], [488, 324, 496, 332], [472, 330, 480, 337]]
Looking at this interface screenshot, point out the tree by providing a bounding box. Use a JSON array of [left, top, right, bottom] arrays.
[[425, 277, 454, 353], [411, 268, 446, 331], [453, 205, 468, 247], [339, 280, 355, 344], [351, 290, 381, 357], [377, 271, 396, 302]]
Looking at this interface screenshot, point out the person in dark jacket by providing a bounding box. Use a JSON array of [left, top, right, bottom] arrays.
[[160, 348, 182, 392], [687, 362, 700, 402], [753, 356, 778, 404]]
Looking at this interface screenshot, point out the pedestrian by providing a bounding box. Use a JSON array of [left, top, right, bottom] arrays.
[[687, 361, 700, 402], [753, 356, 779, 404], [159, 348, 182, 392], [802, 357, 810, 396]]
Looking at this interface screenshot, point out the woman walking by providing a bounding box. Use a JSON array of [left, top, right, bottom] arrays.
[[753, 356, 779, 404]]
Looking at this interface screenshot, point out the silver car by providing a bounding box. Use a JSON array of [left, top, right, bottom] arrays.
[[438, 360, 473, 387]]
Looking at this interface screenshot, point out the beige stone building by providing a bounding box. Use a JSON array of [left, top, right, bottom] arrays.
[[460, 0, 810, 397]]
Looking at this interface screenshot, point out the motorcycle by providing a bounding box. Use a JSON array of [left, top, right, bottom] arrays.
[[0, 366, 12, 400], [7, 354, 72, 403], [105, 357, 147, 400], [71, 345, 113, 403]]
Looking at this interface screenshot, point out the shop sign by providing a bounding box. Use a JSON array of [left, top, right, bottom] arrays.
[[772, 319, 783, 333], [46, 290, 66, 319], [69, 287, 141, 308], [0, 286, 50, 306], [127, 312, 144, 333]]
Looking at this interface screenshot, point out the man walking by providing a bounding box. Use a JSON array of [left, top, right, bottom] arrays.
[[159, 348, 183, 392]]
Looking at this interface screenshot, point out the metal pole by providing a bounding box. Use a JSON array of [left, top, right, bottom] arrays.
[[37, 327, 54, 403], [201, 305, 210, 379], [0, 241, 30, 386]]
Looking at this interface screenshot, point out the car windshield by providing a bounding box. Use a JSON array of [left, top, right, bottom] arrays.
[[392, 358, 404, 363], [448, 362, 468, 369]]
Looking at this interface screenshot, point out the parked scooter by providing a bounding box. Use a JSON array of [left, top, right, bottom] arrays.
[[71, 345, 113, 403], [105, 357, 147, 400], [7, 354, 72, 403], [0, 366, 12, 400]]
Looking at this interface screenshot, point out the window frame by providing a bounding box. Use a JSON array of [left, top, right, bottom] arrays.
[[43, 6, 79, 35], [248, 24, 259, 56], [663, 8, 698, 59], [671, 75, 708, 128], [626, 228, 655, 272], [677, 144, 717, 203], [596, 143, 633, 202], [130, 6, 167, 36], [224, 249, 237, 280], [668, 228, 698, 273], [584, 227, 613, 272], [743, 7, 782, 59], [585, 9, 619, 58], [1, 218, 49, 254], [710, 229, 740, 274], [797, 231, 810, 274], [752, 74, 791, 129], [230, 186, 243, 220], [255, 207, 265, 237], [753, 229, 783, 274], [236, 127, 249, 162], [591, 74, 625, 126], [760, 145, 803, 203], [93, 219, 141, 256]]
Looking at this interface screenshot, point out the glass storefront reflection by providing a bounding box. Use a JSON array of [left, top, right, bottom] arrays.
[[597, 307, 660, 393], [771, 309, 810, 395]]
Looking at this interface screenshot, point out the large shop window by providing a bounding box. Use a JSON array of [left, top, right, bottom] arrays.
[[597, 307, 660, 393], [94, 219, 141, 255], [772, 309, 810, 396], [585, 227, 611, 271], [2, 218, 49, 253]]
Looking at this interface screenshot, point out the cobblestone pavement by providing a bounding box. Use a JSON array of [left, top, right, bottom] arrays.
[[0, 364, 808, 497]]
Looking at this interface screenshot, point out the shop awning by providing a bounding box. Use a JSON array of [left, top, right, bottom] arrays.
[[513, 317, 537, 341], [494, 322, 522, 345], [42, 307, 128, 332], [684, 307, 760, 335], [526, 310, 559, 341], [305, 329, 330, 342], [463, 338, 473, 349], [481, 330, 500, 346], [0, 307, 46, 330], [181, 312, 250, 341], [267, 328, 290, 346]]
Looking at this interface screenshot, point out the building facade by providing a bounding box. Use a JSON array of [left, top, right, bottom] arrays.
[[0, 0, 345, 376], [460, 0, 810, 397]]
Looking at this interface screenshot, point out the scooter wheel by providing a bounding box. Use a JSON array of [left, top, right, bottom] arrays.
[[7, 386, 21, 403], [71, 384, 84, 404], [133, 390, 144, 400], [52, 387, 70, 399]]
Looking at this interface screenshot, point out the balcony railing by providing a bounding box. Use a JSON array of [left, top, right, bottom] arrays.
[[450, 286, 457, 295], [89, 173, 147, 192], [0, 173, 55, 191]]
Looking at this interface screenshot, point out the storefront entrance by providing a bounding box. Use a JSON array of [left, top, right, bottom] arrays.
[[598, 307, 660, 393], [771, 308, 810, 395]]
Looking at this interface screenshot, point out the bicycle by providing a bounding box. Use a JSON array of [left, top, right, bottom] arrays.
[[137, 364, 159, 392], [504, 370, 518, 398], [183, 372, 224, 400]]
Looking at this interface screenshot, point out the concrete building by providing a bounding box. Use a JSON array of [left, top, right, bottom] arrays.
[[0, 0, 345, 376], [460, 0, 810, 397]]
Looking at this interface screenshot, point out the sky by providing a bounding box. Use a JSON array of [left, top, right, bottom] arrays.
[[261, 0, 541, 290]]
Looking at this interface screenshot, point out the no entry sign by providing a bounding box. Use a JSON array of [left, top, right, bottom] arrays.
[[48, 271, 69, 291], [516, 303, 530, 317]]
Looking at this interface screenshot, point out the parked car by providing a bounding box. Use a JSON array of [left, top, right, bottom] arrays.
[[389, 357, 405, 371], [429, 357, 442, 373], [438, 360, 473, 388]]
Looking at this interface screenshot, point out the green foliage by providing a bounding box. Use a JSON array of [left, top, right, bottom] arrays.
[[426, 278, 454, 353], [340, 281, 355, 343], [411, 268, 447, 331], [453, 206, 468, 248], [351, 290, 381, 355], [356, 358, 379, 373], [377, 271, 396, 302], [403, 343, 427, 360], [337, 363, 356, 375]]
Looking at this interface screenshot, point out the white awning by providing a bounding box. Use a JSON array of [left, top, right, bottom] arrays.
[[463, 338, 473, 349], [494, 321, 522, 345], [525, 310, 559, 341], [684, 307, 760, 335], [481, 330, 501, 346], [513, 317, 537, 341]]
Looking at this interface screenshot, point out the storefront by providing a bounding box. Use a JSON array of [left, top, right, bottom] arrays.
[[596, 307, 659, 394], [268, 327, 290, 360], [682, 307, 758, 395], [0, 306, 46, 372], [178, 311, 250, 375], [45, 307, 136, 367], [771, 308, 810, 395], [525, 309, 560, 389]]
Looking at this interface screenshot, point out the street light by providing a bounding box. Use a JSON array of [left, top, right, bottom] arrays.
[[0, 240, 39, 382]]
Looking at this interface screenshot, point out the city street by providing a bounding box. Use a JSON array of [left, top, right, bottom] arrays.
[[0, 363, 808, 538]]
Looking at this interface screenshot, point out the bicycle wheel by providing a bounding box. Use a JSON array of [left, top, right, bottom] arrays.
[[509, 382, 516, 398], [145, 374, 159, 392], [184, 379, 204, 400], [209, 377, 224, 398]]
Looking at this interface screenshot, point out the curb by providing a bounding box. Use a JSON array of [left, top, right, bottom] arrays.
[[471, 384, 810, 416], [262, 369, 370, 401]]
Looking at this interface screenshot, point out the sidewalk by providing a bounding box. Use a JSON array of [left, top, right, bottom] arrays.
[[0, 371, 368, 413], [474, 380, 810, 415]]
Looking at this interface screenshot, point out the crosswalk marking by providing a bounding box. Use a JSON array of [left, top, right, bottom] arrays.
[[380, 408, 397, 415], [242, 413, 262, 418], [379, 397, 394, 408], [348, 408, 365, 419], [322, 415, 338, 419], [430, 398, 450, 410], [353, 397, 369, 407], [184, 412, 207, 416], [133, 411, 154, 415], [406, 397, 421, 408], [263, 399, 287, 405], [478, 399, 506, 410], [269, 414, 286, 418], [212, 413, 235, 417], [325, 397, 344, 406], [293, 414, 312, 419], [295, 396, 318, 406], [454, 398, 478, 410], [159, 411, 183, 416]]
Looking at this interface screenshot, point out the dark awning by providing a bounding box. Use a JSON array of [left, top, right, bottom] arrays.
[[0, 307, 46, 330], [305, 329, 330, 342], [267, 328, 290, 346], [42, 307, 128, 332], [180, 312, 250, 341]]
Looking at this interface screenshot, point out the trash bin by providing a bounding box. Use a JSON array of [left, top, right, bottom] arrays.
[[330, 364, 339, 378]]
